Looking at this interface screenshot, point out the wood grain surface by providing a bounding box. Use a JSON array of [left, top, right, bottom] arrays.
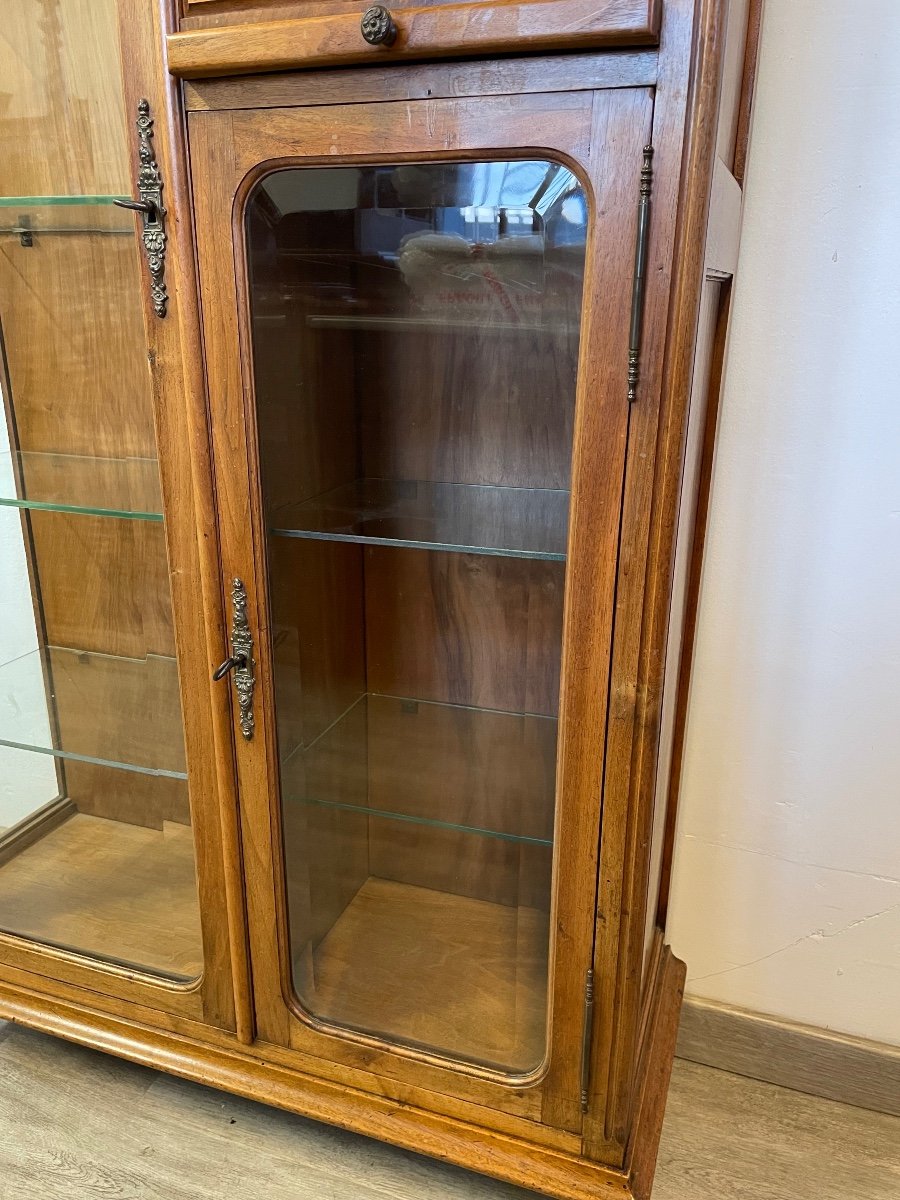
[[0, 5, 763, 1195], [169, 0, 661, 78], [0, 0, 186, 836], [0, 814, 202, 980], [188, 82, 652, 1128], [294, 877, 549, 1073]]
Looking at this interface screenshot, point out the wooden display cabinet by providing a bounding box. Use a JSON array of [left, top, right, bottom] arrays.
[[0, 1, 759, 1196]]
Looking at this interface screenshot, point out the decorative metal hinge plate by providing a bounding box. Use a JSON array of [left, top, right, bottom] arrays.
[[230, 578, 256, 740], [130, 99, 168, 318], [627, 145, 654, 403], [580, 967, 595, 1112]]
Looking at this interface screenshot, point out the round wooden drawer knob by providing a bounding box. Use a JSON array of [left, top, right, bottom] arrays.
[[361, 5, 398, 46]]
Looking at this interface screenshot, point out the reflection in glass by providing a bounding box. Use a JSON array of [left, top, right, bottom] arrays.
[[0, 1, 201, 980], [246, 161, 587, 1071]]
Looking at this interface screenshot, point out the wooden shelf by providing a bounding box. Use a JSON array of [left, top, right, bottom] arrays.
[[0, 812, 202, 980], [270, 478, 569, 561], [294, 877, 549, 1073]]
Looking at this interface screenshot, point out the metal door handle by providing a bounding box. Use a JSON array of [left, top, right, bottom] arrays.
[[214, 579, 255, 740], [212, 654, 247, 681], [113, 196, 158, 219], [119, 99, 168, 318]]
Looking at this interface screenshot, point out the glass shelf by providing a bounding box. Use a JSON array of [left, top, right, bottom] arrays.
[[0, 647, 186, 779], [0, 451, 163, 520], [296, 793, 553, 847], [0, 196, 134, 238], [0, 739, 187, 781], [0, 195, 130, 206], [282, 691, 557, 846], [270, 478, 569, 561], [307, 314, 576, 336]]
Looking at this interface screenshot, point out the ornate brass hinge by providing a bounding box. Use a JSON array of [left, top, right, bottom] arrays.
[[114, 99, 168, 317], [580, 967, 595, 1112], [627, 145, 654, 403]]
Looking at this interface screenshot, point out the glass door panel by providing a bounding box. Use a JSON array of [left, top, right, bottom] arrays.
[[245, 161, 587, 1072], [0, 2, 202, 981]]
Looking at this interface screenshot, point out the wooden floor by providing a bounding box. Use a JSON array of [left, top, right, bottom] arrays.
[[0, 1020, 897, 1199], [0, 813, 202, 979]]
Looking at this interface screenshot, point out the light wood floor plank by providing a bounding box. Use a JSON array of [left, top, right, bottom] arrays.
[[655, 1059, 900, 1200], [0, 1021, 898, 1199]]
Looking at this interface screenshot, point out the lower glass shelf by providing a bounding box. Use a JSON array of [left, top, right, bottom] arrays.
[[0, 451, 163, 520], [0, 646, 185, 778], [282, 691, 557, 845], [270, 478, 569, 561], [280, 690, 557, 1072]]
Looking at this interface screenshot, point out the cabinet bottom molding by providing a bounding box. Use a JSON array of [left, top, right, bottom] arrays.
[[0, 947, 684, 1200]]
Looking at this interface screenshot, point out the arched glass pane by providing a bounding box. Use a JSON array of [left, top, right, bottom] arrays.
[[245, 160, 588, 1072]]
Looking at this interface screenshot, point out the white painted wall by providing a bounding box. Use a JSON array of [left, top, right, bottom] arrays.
[[0, 392, 58, 830], [667, 0, 900, 1045]]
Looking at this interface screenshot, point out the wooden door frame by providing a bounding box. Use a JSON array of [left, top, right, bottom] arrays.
[[0, 0, 249, 1037], [188, 84, 652, 1130]]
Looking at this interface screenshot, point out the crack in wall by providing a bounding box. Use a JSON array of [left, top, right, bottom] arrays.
[[688, 901, 900, 984]]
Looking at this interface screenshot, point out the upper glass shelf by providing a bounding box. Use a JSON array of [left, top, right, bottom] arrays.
[[0, 646, 186, 779], [0, 451, 163, 521], [0, 196, 134, 238], [0, 195, 130, 206], [270, 478, 569, 561]]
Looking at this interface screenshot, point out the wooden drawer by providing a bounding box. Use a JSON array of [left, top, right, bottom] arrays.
[[168, 0, 661, 78]]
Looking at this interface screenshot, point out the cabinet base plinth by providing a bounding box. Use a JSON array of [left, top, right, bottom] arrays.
[[0, 945, 684, 1200]]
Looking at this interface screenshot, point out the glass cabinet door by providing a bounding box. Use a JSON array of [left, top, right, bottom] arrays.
[[0, 2, 202, 981], [244, 161, 585, 1074], [191, 87, 651, 1108]]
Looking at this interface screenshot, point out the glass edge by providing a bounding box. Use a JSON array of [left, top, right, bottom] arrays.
[[290, 793, 554, 847], [0, 738, 188, 781], [0, 498, 163, 521]]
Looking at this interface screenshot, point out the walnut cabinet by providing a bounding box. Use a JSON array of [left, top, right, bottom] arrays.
[[0, 1, 756, 1196]]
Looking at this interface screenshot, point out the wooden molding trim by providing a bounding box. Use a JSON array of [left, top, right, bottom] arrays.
[[0, 947, 684, 1200], [182, 50, 660, 112], [167, 0, 661, 79], [0, 978, 617, 1200], [0, 798, 75, 870], [677, 996, 900, 1118], [626, 945, 686, 1200], [732, 0, 764, 187]]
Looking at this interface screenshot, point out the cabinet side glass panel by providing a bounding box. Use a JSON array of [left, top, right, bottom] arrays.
[[0, 0, 202, 981], [245, 162, 587, 1072]]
